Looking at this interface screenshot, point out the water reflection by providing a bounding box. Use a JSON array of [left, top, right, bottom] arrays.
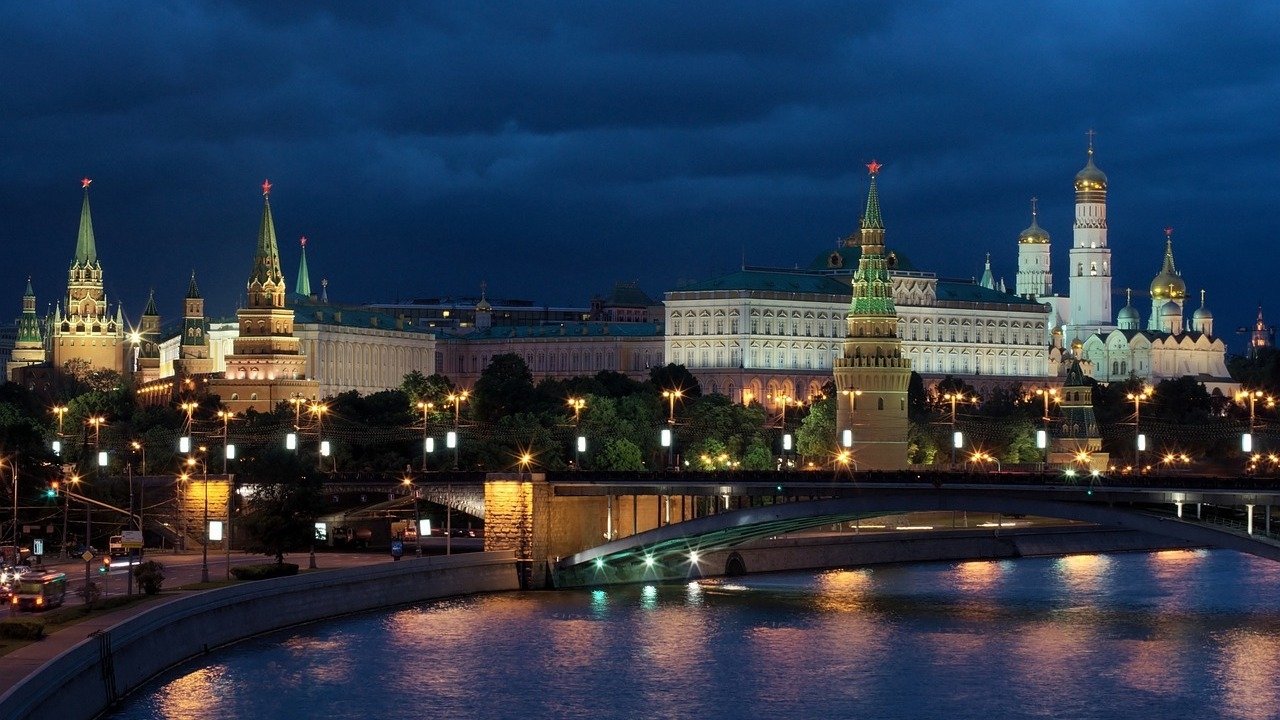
[[112, 551, 1280, 720]]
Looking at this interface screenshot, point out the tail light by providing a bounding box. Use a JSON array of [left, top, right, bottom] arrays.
[[35, 597, 44, 606]]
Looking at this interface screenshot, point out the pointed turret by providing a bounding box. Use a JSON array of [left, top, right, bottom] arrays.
[[17, 277, 41, 344], [248, 179, 286, 309], [181, 270, 209, 358], [8, 277, 46, 380], [142, 288, 159, 317], [186, 270, 201, 299], [980, 253, 995, 289], [73, 178, 99, 268], [861, 161, 884, 231], [1148, 227, 1187, 331], [296, 236, 312, 297]]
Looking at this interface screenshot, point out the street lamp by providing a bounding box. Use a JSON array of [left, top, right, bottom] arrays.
[[4, 458, 17, 569], [943, 393, 973, 467], [187, 449, 210, 583], [180, 401, 198, 434], [216, 410, 235, 474], [402, 476, 422, 557], [661, 388, 684, 425], [309, 402, 328, 470], [1126, 386, 1154, 472], [288, 396, 307, 429], [445, 391, 469, 470], [51, 405, 68, 437], [1236, 389, 1274, 458], [87, 416, 105, 456], [567, 397, 586, 468], [416, 401, 434, 471]]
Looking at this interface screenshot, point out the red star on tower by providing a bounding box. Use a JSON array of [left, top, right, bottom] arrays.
[[1164, 226, 1173, 238], [81, 177, 92, 189], [261, 178, 272, 196], [866, 160, 882, 176], [300, 236, 307, 248]]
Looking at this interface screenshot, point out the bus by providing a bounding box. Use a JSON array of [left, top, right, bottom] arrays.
[[11, 572, 68, 611]]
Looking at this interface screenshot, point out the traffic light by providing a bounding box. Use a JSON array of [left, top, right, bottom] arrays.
[[46, 481, 58, 498], [100, 556, 112, 574]]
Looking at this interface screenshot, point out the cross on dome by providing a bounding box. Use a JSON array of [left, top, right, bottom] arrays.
[[261, 179, 272, 196], [1086, 128, 1097, 151]]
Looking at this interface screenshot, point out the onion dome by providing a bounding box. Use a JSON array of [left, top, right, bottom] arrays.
[[1117, 304, 1139, 326], [1074, 145, 1108, 193], [1070, 337, 1084, 352], [1191, 289, 1213, 322], [1149, 229, 1187, 300], [1160, 300, 1181, 319], [1018, 198, 1050, 244]]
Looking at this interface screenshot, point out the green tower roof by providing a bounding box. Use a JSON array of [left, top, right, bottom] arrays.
[[186, 270, 201, 299], [142, 288, 158, 316], [73, 179, 98, 267], [250, 180, 284, 286], [296, 237, 312, 297], [861, 161, 884, 230]]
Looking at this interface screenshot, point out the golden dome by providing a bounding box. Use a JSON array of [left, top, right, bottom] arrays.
[[1074, 149, 1107, 192], [1149, 232, 1186, 300], [1018, 198, 1050, 244]]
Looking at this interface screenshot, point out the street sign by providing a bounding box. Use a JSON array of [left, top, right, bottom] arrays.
[[81, 550, 94, 562], [33, 539, 44, 556], [121, 530, 144, 549]]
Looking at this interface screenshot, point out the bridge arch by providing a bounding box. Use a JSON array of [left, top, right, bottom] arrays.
[[554, 490, 1280, 587]]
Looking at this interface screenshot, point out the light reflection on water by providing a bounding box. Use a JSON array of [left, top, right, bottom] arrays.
[[111, 550, 1280, 720]]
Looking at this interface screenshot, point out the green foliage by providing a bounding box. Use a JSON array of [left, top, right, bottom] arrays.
[[472, 412, 566, 471], [796, 395, 836, 459], [401, 371, 457, 410], [132, 561, 165, 595], [908, 420, 939, 465], [742, 440, 774, 470], [682, 394, 767, 460], [907, 371, 929, 421], [596, 437, 644, 470], [0, 618, 46, 640], [238, 451, 325, 564], [473, 354, 536, 422], [230, 563, 300, 580]]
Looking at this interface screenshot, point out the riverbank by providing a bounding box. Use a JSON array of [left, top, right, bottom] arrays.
[[0, 551, 518, 720]]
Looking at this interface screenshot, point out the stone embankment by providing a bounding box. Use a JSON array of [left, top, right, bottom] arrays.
[[0, 551, 519, 720]]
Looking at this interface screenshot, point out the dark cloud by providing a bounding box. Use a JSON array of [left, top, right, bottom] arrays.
[[2, 1, 1280, 345]]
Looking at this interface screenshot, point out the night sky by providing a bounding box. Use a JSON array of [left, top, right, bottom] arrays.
[[4, 2, 1279, 351]]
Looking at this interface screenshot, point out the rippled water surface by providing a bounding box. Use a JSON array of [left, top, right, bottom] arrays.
[[111, 550, 1280, 720]]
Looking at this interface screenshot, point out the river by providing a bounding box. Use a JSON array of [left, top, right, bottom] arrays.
[[110, 549, 1280, 720]]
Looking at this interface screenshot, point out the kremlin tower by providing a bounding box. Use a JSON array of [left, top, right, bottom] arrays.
[[50, 179, 126, 374], [833, 161, 911, 470]]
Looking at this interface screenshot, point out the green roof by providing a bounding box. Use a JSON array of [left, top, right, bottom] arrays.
[[936, 280, 1045, 307], [439, 321, 663, 341], [673, 270, 851, 295], [73, 186, 98, 267], [290, 295, 435, 334]]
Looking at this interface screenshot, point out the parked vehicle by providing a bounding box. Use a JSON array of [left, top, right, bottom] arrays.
[[11, 571, 68, 611], [108, 535, 126, 557]]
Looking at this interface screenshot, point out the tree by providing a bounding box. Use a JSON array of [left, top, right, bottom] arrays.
[[401, 371, 456, 409], [796, 395, 836, 459], [238, 449, 325, 564], [742, 440, 774, 470], [473, 354, 536, 422], [596, 437, 644, 470]]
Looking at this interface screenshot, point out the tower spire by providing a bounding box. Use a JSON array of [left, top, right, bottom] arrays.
[[248, 179, 286, 307], [296, 236, 312, 297], [861, 160, 884, 230], [73, 177, 98, 267], [980, 252, 995, 289], [143, 288, 158, 316], [187, 270, 201, 299]]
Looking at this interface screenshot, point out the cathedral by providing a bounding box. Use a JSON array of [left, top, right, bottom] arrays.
[[1013, 138, 1232, 393]]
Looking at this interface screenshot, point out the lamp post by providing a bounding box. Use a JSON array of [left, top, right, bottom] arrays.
[[216, 410, 234, 474], [51, 405, 67, 437], [87, 416, 105, 457], [567, 397, 586, 469], [1237, 389, 1274, 460], [5, 458, 16, 569], [62, 475, 78, 558], [187, 449, 210, 583], [446, 391, 469, 470], [289, 396, 306, 429], [309, 402, 328, 470], [662, 388, 683, 425], [1126, 386, 1153, 472], [943, 393, 972, 467], [416, 401, 434, 471], [180, 401, 198, 435], [1035, 387, 1058, 467], [402, 476, 422, 557]]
